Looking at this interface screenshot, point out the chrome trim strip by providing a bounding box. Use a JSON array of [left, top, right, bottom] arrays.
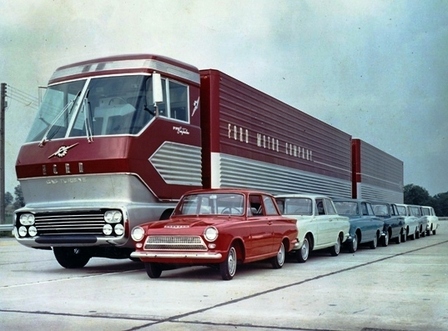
[[130, 251, 222, 260]]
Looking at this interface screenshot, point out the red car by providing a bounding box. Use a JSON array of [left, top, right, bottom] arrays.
[[130, 189, 298, 280]]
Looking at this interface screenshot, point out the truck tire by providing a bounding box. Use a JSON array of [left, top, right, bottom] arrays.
[[53, 247, 91, 269]]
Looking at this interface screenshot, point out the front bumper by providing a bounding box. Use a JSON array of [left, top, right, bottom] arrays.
[[131, 251, 223, 260]]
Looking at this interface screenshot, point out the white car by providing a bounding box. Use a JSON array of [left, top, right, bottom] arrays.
[[393, 203, 421, 240], [275, 194, 350, 262], [420, 206, 439, 235]]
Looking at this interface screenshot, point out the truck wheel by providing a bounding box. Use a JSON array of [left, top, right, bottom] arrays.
[[145, 262, 162, 278], [271, 241, 286, 269], [297, 237, 310, 262], [330, 236, 341, 256], [53, 247, 91, 269], [348, 233, 358, 253], [220, 245, 237, 280]]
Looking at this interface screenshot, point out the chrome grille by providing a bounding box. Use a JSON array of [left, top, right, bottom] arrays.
[[34, 211, 106, 235], [144, 236, 207, 250]]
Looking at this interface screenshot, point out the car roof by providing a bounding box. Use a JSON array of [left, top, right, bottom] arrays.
[[182, 188, 273, 196], [274, 193, 332, 199]]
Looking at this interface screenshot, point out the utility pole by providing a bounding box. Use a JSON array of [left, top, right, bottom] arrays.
[[0, 83, 6, 224]]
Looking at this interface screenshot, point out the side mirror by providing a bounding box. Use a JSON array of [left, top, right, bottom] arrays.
[[152, 72, 163, 104]]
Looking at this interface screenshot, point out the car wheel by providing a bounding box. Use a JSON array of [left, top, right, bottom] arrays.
[[416, 228, 421, 239], [297, 237, 310, 263], [220, 245, 237, 280], [433, 229, 437, 235], [369, 234, 378, 249], [348, 233, 358, 253], [401, 229, 407, 242], [410, 228, 417, 240], [395, 231, 401, 244], [382, 232, 389, 247], [271, 241, 286, 269], [330, 236, 341, 256], [145, 262, 162, 278], [53, 247, 91, 269]]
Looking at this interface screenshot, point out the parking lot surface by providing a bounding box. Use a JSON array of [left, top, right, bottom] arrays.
[[1, 222, 447, 331]]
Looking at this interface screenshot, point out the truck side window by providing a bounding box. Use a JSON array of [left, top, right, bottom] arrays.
[[158, 78, 189, 122], [169, 80, 188, 121]]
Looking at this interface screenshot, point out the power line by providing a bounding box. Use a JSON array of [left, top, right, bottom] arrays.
[[5, 84, 39, 110]]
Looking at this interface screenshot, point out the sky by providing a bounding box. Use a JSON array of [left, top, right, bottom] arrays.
[[1, 0, 447, 196]]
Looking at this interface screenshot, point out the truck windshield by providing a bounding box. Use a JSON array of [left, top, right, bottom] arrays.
[[26, 75, 155, 142]]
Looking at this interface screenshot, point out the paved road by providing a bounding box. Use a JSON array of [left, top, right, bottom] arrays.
[[1, 222, 447, 331]]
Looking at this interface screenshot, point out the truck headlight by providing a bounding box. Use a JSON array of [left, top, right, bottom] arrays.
[[104, 210, 122, 223], [131, 226, 145, 242], [114, 224, 124, 236], [204, 226, 218, 242], [18, 226, 28, 237], [20, 213, 35, 226]]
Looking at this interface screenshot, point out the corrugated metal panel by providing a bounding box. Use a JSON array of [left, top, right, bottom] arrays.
[[211, 153, 352, 198], [357, 183, 404, 203], [150, 142, 202, 186], [201, 70, 352, 184], [353, 139, 403, 201]]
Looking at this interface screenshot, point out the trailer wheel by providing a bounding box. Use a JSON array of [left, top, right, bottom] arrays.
[[145, 263, 162, 278], [53, 247, 91, 269]]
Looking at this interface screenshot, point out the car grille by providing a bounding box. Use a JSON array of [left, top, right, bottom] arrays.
[[144, 236, 207, 250], [33, 210, 106, 235]]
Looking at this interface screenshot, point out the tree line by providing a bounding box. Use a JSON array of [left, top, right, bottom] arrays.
[[403, 184, 448, 216], [4, 183, 448, 216]]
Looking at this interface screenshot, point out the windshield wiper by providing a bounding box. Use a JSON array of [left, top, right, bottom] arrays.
[[82, 89, 94, 143], [38, 90, 81, 147]]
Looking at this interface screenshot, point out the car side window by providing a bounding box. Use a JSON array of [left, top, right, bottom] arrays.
[[316, 199, 325, 215], [366, 203, 375, 216], [324, 199, 337, 215], [249, 195, 263, 216], [263, 195, 279, 216], [361, 202, 369, 215]]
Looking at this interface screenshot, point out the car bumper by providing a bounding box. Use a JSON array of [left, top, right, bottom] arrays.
[[131, 251, 223, 260]]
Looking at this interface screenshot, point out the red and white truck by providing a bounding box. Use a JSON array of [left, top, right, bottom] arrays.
[[13, 54, 402, 268]]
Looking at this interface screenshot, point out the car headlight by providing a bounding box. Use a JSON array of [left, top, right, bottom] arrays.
[[20, 213, 35, 226], [131, 226, 145, 242], [204, 226, 219, 242], [104, 210, 123, 223]]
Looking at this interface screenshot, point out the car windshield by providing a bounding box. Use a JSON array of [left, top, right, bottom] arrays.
[[334, 201, 358, 216], [276, 198, 312, 215], [175, 193, 245, 216], [372, 204, 389, 216]]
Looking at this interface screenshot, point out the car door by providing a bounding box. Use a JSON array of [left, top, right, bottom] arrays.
[[315, 198, 334, 247], [246, 194, 273, 257], [359, 202, 376, 240]]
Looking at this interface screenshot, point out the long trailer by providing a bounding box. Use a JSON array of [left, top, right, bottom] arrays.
[[352, 139, 403, 203], [13, 54, 401, 268]]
